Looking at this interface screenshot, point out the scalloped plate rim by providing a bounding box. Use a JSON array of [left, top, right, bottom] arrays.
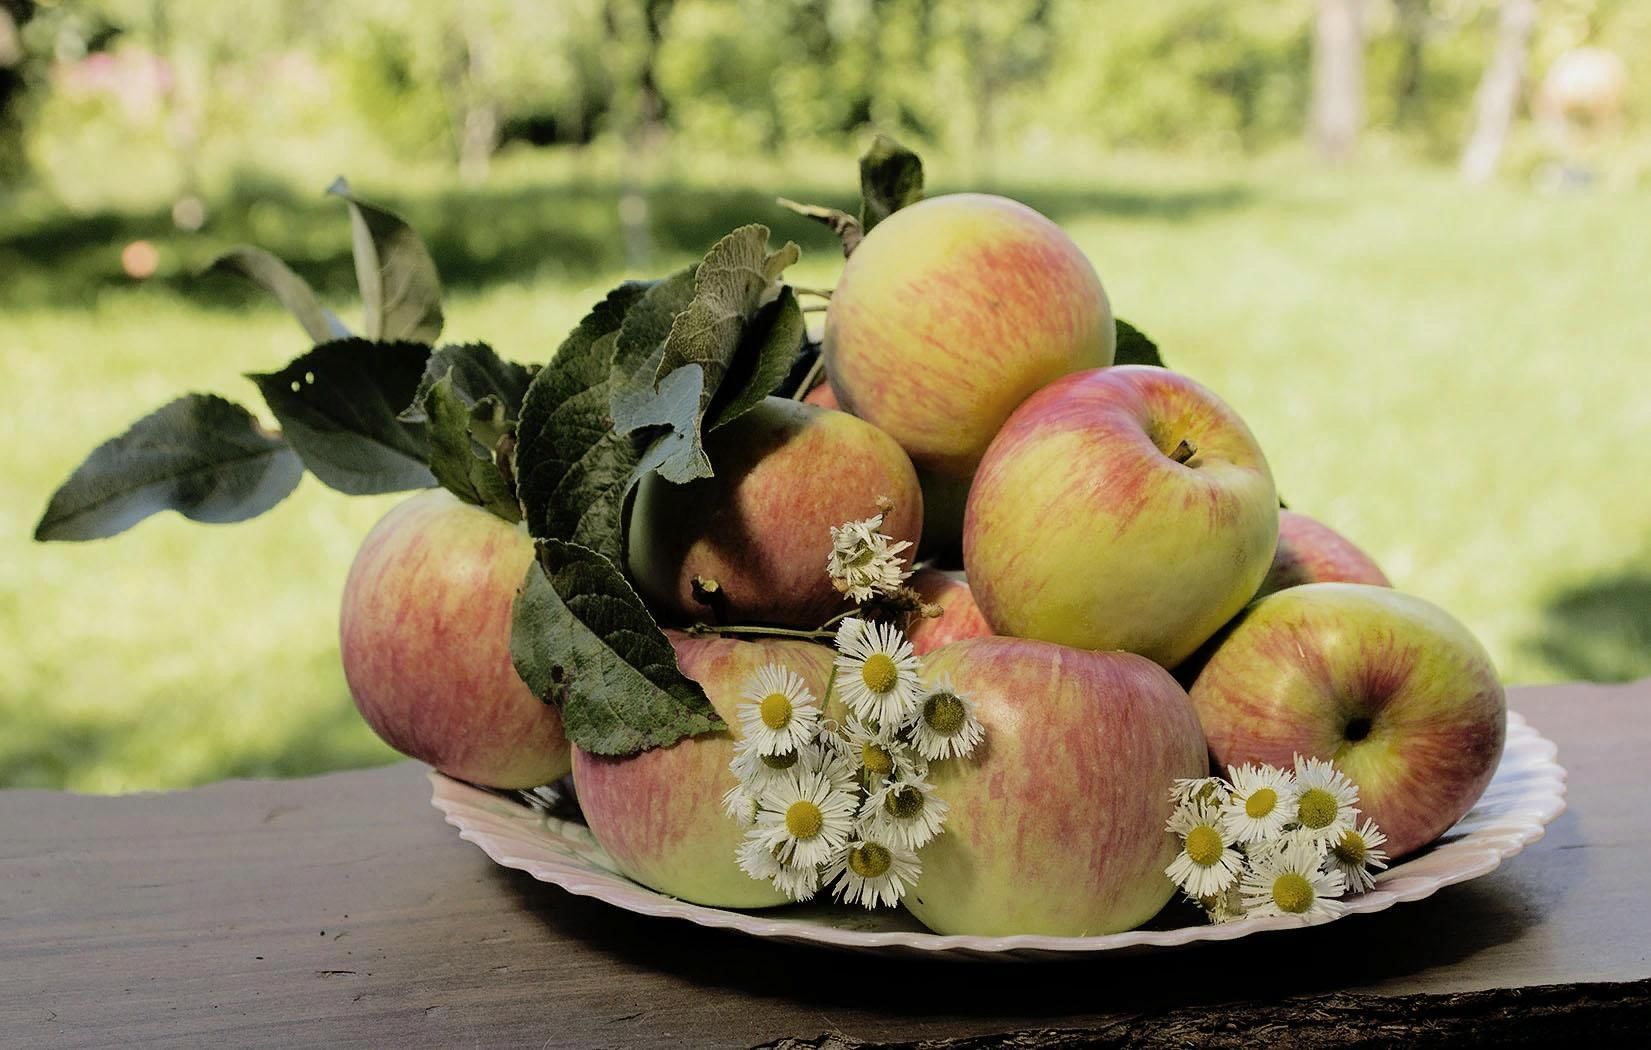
[[431, 709, 1566, 958]]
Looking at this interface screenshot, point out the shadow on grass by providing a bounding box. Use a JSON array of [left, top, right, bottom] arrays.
[[1522, 565, 1651, 684], [0, 168, 1251, 313]]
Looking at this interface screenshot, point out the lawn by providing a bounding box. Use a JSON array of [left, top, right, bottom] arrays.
[[5, 148, 1648, 792]]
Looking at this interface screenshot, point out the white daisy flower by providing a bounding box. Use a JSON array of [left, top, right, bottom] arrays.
[[1326, 817, 1389, 893], [830, 716, 925, 792], [908, 675, 986, 761], [721, 783, 759, 825], [771, 860, 823, 902], [1165, 800, 1245, 899], [1198, 885, 1247, 924], [833, 618, 922, 727], [1240, 840, 1347, 920], [824, 838, 922, 909], [827, 513, 913, 602], [729, 734, 807, 792], [737, 831, 784, 882], [1168, 776, 1229, 809], [862, 771, 948, 850], [1290, 755, 1361, 850], [735, 663, 821, 756], [755, 768, 857, 868], [1221, 763, 1299, 844]]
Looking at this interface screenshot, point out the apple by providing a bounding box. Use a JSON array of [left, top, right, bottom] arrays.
[[627, 396, 922, 628], [964, 365, 1278, 669], [340, 490, 570, 789], [906, 637, 1207, 936], [1187, 583, 1506, 859], [801, 379, 840, 410], [905, 569, 992, 656], [824, 193, 1114, 548], [572, 632, 837, 908], [1257, 509, 1391, 598]]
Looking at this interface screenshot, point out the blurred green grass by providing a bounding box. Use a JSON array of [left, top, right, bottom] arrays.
[[5, 150, 1649, 792]]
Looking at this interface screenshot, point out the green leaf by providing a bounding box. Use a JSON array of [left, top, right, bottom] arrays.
[[515, 283, 653, 562], [510, 540, 722, 756], [35, 394, 302, 542], [205, 247, 350, 344], [400, 342, 533, 423], [1114, 318, 1166, 368], [248, 338, 435, 496], [776, 196, 861, 256], [328, 177, 445, 344], [611, 226, 800, 483], [859, 133, 924, 232], [422, 372, 520, 522], [708, 287, 806, 430], [609, 266, 698, 416]]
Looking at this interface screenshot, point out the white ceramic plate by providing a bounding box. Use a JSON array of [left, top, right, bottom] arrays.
[[430, 710, 1565, 960]]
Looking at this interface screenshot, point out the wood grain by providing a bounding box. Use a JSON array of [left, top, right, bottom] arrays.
[[1, 679, 1646, 1048]]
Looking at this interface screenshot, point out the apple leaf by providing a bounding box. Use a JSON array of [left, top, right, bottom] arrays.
[[248, 338, 435, 495], [205, 247, 350, 344], [608, 266, 698, 422], [708, 286, 806, 429], [34, 394, 303, 542], [400, 342, 533, 424], [1114, 318, 1166, 368], [515, 282, 654, 563], [511, 539, 722, 756], [328, 177, 444, 345], [611, 225, 800, 483], [421, 371, 520, 522], [859, 133, 924, 232], [776, 196, 861, 257]]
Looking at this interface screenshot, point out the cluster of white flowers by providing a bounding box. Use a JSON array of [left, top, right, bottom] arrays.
[[825, 512, 912, 603], [722, 616, 985, 907], [1165, 756, 1389, 924]]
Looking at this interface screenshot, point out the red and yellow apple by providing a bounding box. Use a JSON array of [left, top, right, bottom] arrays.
[[964, 366, 1278, 669], [1258, 509, 1391, 598], [1188, 583, 1506, 859], [340, 490, 570, 788], [906, 637, 1207, 936], [626, 397, 922, 628], [572, 632, 836, 908], [905, 568, 992, 656], [824, 193, 1114, 548], [801, 380, 840, 410]]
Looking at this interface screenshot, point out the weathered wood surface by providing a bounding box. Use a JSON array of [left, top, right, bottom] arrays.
[[1, 680, 1646, 1048]]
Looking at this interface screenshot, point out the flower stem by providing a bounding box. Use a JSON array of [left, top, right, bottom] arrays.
[[686, 623, 836, 641]]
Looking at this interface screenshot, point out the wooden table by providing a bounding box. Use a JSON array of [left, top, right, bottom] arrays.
[[2, 680, 1646, 1048]]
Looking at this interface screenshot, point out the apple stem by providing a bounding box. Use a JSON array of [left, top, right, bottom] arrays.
[[685, 623, 836, 641], [790, 356, 827, 401], [789, 285, 834, 301], [1168, 438, 1198, 464]]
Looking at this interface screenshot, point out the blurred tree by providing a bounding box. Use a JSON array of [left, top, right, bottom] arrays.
[[1311, 0, 1365, 161], [0, 0, 34, 180], [1460, 0, 1537, 182]]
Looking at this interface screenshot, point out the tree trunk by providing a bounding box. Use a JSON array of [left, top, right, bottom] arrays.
[[1460, 0, 1538, 183], [1392, 0, 1428, 129], [1310, 0, 1365, 163]]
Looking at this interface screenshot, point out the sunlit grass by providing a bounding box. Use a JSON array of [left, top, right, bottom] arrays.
[[5, 148, 1648, 791]]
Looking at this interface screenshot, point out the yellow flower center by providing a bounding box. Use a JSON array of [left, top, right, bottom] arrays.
[[1245, 787, 1278, 818], [861, 653, 898, 694], [861, 741, 894, 777], [785, 800, 823, 840], [1333, 830, 1368, 865], [761, 750, 798, 770], [759, 692, 793, 729], [923, 692, 966, 735], [847, 842, 892, 878], [1298, 787, 1338, 829], [884, 785, 924, 820], [1185, 825, 1225, 867], [1272, 872, 1315, 914]]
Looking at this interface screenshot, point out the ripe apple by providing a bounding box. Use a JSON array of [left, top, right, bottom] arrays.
[[627, 396, 922, 628], [906, 637, 1207, 936], [964, 365, 1278, 668], [824, 193, 1114, 548], [1258, 509, 1391, 598], [1187, 583, 1506, 859], [572, 632, 837, 908], [340, 490, 570, 789], [801, 379, 840, 410], [905, 569, 992, 656]]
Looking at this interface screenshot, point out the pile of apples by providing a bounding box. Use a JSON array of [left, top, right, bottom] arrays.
[[342, 193, 1506, 937]]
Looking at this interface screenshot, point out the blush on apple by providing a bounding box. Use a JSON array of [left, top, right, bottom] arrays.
[[1257, 509, 1391, 598]]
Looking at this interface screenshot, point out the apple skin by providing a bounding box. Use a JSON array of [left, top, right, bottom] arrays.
[[905, 569, 993, 656], [906, 637, 1208, 936], [339, 490, 570, 789], [571, 633, 836, 908], [627, 397, 922, 628], [964, 365, 1279, 669], [801, 380, 840, 410], [1257, 510, 1392, 598], [824, 193, 1115, 547], [1187, 583, 1506, 859]]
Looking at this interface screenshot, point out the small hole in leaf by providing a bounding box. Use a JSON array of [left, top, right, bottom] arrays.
[[289, 380, 301, 393], [304, 371, 316, 384]]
